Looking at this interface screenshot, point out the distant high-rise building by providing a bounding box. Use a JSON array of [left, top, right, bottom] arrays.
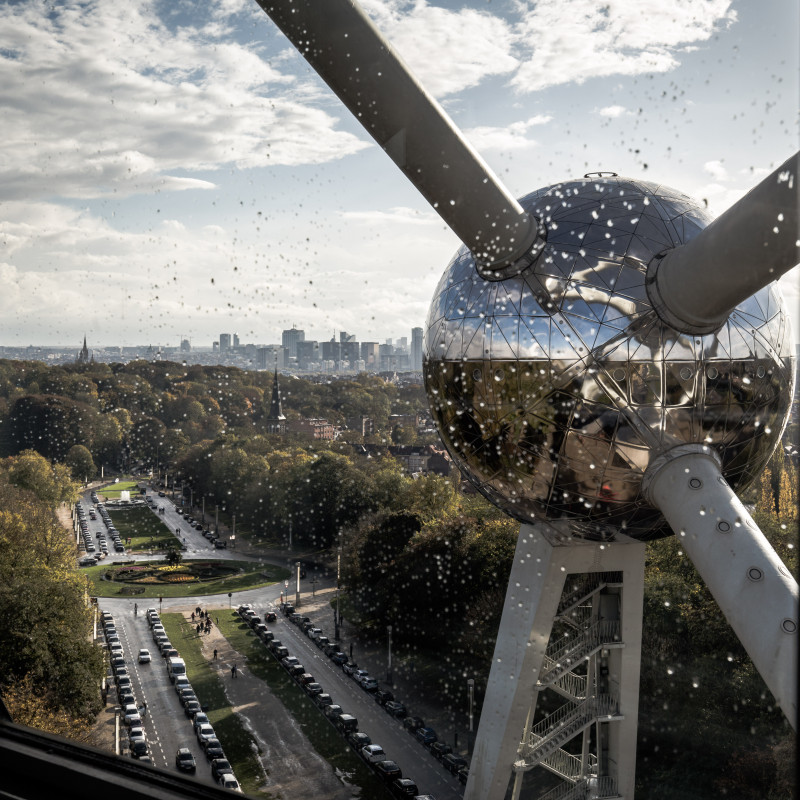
[[282, 326, 305, 359], [233, 333, 240, 349], [322, 339, 341, 362], [256, 346, 286, 369], [219, 333, 232, 351], [411, 327, 423, 371], [397, 336, 408, 351], [340, 331, 356, 343], [180, 338, 191, 352], [341, 340, 359, 364], [296, 340, 320, 369], [361, 342, 379, 370]]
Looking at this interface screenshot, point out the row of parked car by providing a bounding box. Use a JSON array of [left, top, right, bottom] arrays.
[[142, 607, 243, 792], [103, 611, 150, 762], [78, 497, 126, 566], [239, 603, 447, 799], [286, 603, 470, 784]]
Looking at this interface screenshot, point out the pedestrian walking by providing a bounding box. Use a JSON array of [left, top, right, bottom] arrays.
[[191, 612, 195, 622], [196, 623, 201, 635], [213, 648, 218, 660], [231, 664, 237, 678], [216, 616, 219, 625], [134, 603, 138, 616], [349, 643, 353, 659]]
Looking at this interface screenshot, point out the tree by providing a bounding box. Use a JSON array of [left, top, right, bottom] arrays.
[[65, 444, 95, 482], [165, 547, 182, 567], [4, 449, 77, 506]]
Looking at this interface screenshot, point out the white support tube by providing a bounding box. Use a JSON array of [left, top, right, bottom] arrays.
[[255, 0, 543, 277], [644, 448, 798, 728], [647, 151, 799, 333]]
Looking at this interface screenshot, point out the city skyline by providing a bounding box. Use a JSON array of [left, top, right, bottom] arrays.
[[1, 0, 797, 347]]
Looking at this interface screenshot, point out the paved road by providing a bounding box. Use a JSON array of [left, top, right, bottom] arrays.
[[104, 606, 212, 782], [87, 489, 464, 799]]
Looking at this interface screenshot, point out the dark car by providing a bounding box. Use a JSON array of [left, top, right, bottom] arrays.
[[374, 689, 395, 706], [130, 738, 148, 759], [175, 748, 196, 772], [373, 760, 402, 782], [384, 701, 408, 718], [204, 738, 225, 760], [430, 741, 452, 761], [402, 715, 424, 733], [118, 691, 135, 707], [347, 731, 371, 751], [282, 604, 295, 616], [288, 665, 306, 680], [259, 629, 274, 643], [296, 672, 315, 686], [314, 693, 334, 709], [415, 727, 438, 746], [210, 758, 234, 781], [184, 700, 202, 718], [304, 682, 324, 696], [442, 753, 468, 774], [331, 651, 347, 666], [458, 765, 469, 785], [390, 778, 419, 797], [265, 611, 277, 622]]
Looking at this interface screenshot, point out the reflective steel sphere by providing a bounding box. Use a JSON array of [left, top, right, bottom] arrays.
[[424, 175, 795, 540]]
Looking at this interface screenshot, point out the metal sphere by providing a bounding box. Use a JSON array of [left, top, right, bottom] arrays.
[[424, 175, 795, 540]]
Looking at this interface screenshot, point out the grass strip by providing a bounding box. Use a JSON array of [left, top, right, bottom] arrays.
[[161, 612, 269, 797], [108, 506, 178, 552], [98, 480, 141, 498], [217, 612, 390, 798], [86, 559, 290, 598]]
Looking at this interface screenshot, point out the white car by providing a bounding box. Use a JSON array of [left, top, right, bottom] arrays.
[[196, 723, 215, 744], [123, 704, 141, 726], [138, 649, 151, 663], [219, 774, 242, 792], [360, 744, 386, 764]]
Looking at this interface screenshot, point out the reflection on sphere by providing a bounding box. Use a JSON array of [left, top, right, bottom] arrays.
[[424, 176, 795, 540]]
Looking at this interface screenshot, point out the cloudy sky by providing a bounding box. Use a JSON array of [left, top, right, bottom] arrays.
[[0, 0, 797, 348]]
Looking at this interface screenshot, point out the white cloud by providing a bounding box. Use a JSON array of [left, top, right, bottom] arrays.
[[361, 0, 519, 96], [704, 160, 728, 181], [510, 0, 736, 92], [0, 0, 369, 202], [598, 105, 628, 118], [341, 206, 440, 225], [465, 115, 552, 151]]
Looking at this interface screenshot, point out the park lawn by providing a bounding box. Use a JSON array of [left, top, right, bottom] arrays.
[[85, 559, 290, 598], [108, 506, 177, 552], [98, 480, 141, 499], [217, 613, 389, 798], [161, 613, 268, 797]]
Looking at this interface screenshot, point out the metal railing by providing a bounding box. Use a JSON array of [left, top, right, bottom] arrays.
[[538, 620, 621, 687], [535, 775, 621, 800], [556, 572, 623, 616]]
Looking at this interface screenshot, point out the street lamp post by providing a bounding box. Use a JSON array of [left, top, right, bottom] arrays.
[[202, 496, 205, 524], [467, 678, 475, 755], [215, 504, 219, 534], [387, 625, 393, 683], [295, 561, 301, 608]]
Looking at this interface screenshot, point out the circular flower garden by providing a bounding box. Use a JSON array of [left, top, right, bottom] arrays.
[[105, 562, 241, 586]]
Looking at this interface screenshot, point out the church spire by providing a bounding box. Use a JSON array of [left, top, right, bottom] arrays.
[[266, 357, 286, 434], [76, 335, 90, 364]]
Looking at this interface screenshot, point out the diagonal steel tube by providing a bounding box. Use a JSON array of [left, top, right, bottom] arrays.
[[255, 0, 544, 277], [647, 151, 799, 333]]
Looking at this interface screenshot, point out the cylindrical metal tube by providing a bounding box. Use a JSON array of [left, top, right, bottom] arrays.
[[255, 0, 543, 276], [644, 448, 798, 728], [647, 151, 799, 333]]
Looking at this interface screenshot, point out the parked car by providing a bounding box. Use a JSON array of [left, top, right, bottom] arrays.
[[304, 682, 324, 697], [361, 744, 386, 764], [374, 690, 395, 706], [430, 741, 452, 761], [342, 662, 359, 677], [184, 700, 202, 718], [210, 758, 234, 781], [361, 678, 380, 693], [129, 737, 148, 759], [204, 738, 225, 760], [331, 651, 347, 666], [138, 649, 151, 663], [196, 723, 215, 744], [352, 669, 370, 684], [390, 778, 419, 797], [458, 765, 469, 785], [442, 753, 468, 774], [384, 701, 408, 718], [373, 760, 402, 782], [336, 715, 358, 734], [296, 673, 315, 686], [193, 713, 210, 733], [324, 705, 344, 721], [313, 693, 333, 709], [415, 727, 438, 746], [175, 748, 196, 772], [402, 716, 424, 733], [347, 731, 371, 751], [123, 704, 141, 726], [219, 774, 241, 792]]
